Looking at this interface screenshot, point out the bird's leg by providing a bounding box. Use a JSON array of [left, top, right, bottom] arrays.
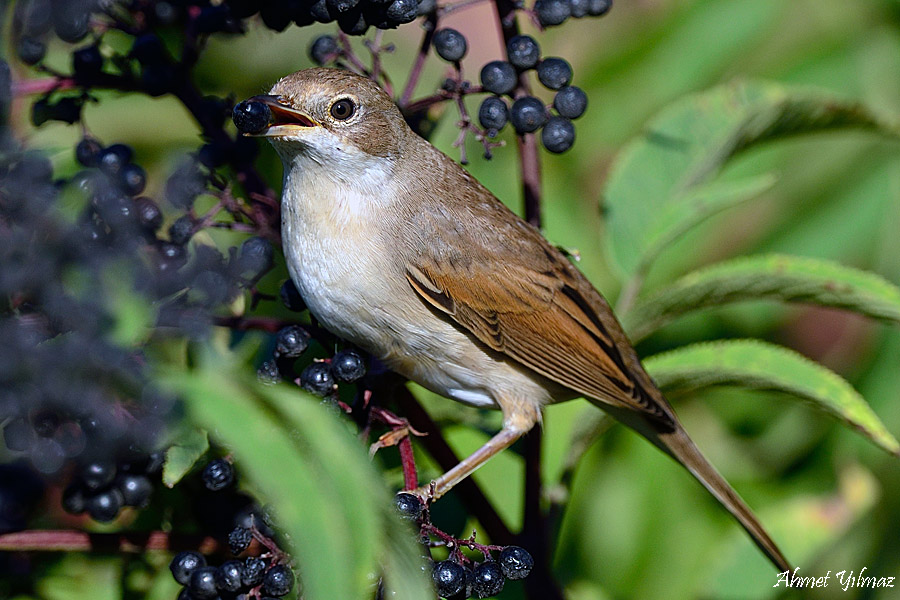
[[417, 405, 540, 501]]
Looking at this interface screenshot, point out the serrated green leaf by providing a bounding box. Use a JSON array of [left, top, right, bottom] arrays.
[[604, 80, 898, 280], [624, 254, 900, 342], [162, 427, 208, 488], [643, 339, 900, 456], [161, 350, 431, 600]]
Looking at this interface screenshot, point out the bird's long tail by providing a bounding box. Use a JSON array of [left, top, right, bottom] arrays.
[[596, 401, 792, 573]]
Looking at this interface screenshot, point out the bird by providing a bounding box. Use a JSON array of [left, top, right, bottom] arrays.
[[239, 67, 791, 572]]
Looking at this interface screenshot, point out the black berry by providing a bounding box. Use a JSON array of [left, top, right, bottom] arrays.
[[75, 137, 102, 167], [309, 35, 339, 65], [510, 96, 547, 134], [433, 560, 466, 598], [299, 362, 335, 396], [201, 458, 234, 491], [17, 37, 46, 65], [506, 35, 540, 70], [232, 100, 272, 135], [279, 279, 306, 312], [227, 525, 252, 555], [215, 560, 244, 593], [275, 325, 311, 358], [498, 546, 533, 580], [262, 564, 294, 597], [536, 57, 572, 90], [98, 144, 134, 176], [257, 359, 281, 385], [587, 0, 612, 16], [116, 474, 153, 507], [385, 0, 418, 24], [62, 483, 86, 514], [170, 552, 207, 586], [135, 197, 163, 232], [553, 86, 588, 119], [478, 96, 509, 132], [119, 163, 147, 196], [394, 492, 423, 520], [86, 487, 124, 522], [480, 61, 517, 95], [535, 0, 570, 26], [80, 460, 116, 490], [189, 566, 219, 599], [471, 561, 505, 597], [541, 116, 575, 153], [237, 236, 274, 278], [433, 28, 467, 62], [569, 0, 589, 18], [168, 215, 194, 245], [331, 349, 366, 382], [241, 556, 268, 588]]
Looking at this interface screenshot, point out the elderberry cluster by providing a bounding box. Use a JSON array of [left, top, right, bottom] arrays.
[[472, 35, 587, 153], [170, 552, 296, 599], [394, 493, 535, 599]]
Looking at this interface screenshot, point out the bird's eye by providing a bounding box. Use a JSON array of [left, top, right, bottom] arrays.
[[330, 98, 355, 120]]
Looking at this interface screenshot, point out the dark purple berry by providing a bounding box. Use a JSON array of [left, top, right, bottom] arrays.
[[535, 0, 570, 26], [498, 546, 533, 580], [62, 483, 86, 514], [309, 35, 340, 65], [275, 325, 310, 359], [17, 37, 46, 65], [241, 556, 268, 587], [135, 197, 163, 232], [168, 215, 194, 246], [171, 551, 207, 586], [433, 560, 466, 598], [433, 28, 467, 62], [98, 144, 133, 176], [385, 0, 418, 24], [553, 86, 587, 119], [394, 492, 423, 520], [227, 525, 252, 555], [327, 0, 360, 14], [75, 137, 102, 167], [215, 560, 243, 592], [569, 0, 589, 18], [232, 100, 271, 135], [80, 460, 116, 490], [119, 163, 147, 196], [480, 61, 517, 95], [280, 279, 306, 312], [541, 116, 575, 153], [509, 96, 547, 134], [189, 566, 219, 599], [86, 487, 124, 522], [237, 236, 274, 278], [478, 96, 509, 132], [471, 561, 505, 597], [506, 35, 540, 70], [536, 57, 572, 90], [116, 474, 153, 507], [201, 458, 234, 491], [130, 34, 166, 65], [257, 360, 281, 385], [262, 564, 294, 597], [587, 0, 612, 16], [299, 362, 335, 396], [331, 349, 366, 382], [3, 418, 33, 452]]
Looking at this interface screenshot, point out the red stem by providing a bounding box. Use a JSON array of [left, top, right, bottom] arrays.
[[399, 13, 438, 108], [398, 436, 418, 491], [0, 530, 218, 553]]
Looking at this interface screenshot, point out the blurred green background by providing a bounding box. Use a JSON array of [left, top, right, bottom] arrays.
[[8, 0, 900, 598]]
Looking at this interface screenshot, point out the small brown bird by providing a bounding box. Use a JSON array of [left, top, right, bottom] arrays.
[[244, 67, 790, 572]]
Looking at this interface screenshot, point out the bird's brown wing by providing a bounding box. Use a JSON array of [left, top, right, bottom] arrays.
[[404, 232, 672, 425]]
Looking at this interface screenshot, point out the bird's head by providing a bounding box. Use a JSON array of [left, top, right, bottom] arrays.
[[241, 68, 412, 174]]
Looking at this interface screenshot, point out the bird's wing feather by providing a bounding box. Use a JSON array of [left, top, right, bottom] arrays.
[[404, 232, 672, 424]]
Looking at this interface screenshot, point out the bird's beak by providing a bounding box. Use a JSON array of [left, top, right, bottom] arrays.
[[244, 94, 320, 137]]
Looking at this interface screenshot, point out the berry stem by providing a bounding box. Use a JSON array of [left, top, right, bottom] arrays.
[[398, 435, 418, 491], [399, 12, 438, 109], [0, 530, 218, 553]]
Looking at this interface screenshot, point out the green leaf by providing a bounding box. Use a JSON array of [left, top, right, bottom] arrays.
[[643, 339, 900, 457], [603, 80, 898, 280], [162, 427, 208, 488], [161, 350, 431, 600], [624, 254, 900, 342]]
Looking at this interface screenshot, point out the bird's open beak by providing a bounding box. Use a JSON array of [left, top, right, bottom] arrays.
[[244, 95, 320, 137]]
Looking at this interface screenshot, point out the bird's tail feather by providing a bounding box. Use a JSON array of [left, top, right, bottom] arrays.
[[594, 401, 792, 573]]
